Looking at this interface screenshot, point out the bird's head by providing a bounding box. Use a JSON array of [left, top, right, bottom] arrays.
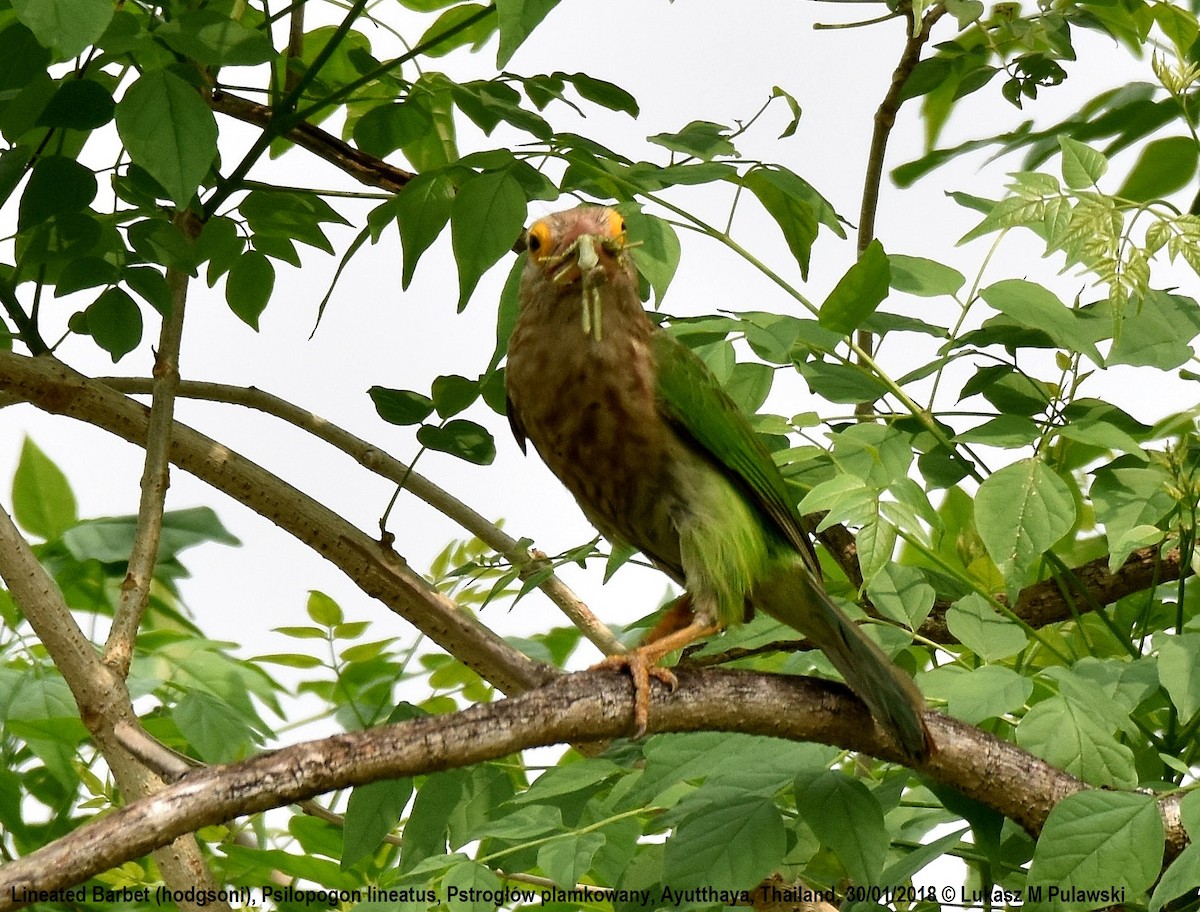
[[520, 206, 637, 342], [523, 206, 630, 289]]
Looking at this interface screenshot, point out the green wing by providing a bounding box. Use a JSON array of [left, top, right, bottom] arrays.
[[650, 330, 821, 577]]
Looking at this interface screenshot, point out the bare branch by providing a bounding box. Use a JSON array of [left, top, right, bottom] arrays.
[[99, 377, 625, 657]]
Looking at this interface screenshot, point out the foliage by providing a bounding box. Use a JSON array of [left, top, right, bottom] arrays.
[[3, 0, 1200, 910]]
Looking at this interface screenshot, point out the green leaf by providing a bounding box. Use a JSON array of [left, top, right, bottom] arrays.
[[115, 70, 217, 207], [921, 664, 1033, 724], [796, 360, 889, 405], [743, 166, 821, 279], [18, 155, 97, 230], [648, 120, 736, 160], [431, 375, 479, 418], [0, 146, 33, 210], [450, 168, 525, 310], [830, 422, 913, 488], [84, 287, 143, 361], [794, 769, 888, 883], [489, 257, 523, 372], [343, 777, 413, 869], [514, 759, 622, 803], [1153, 2, 1199, 51], [443, 860, 502, 912], [61, 507, 238, 563], [417, 420, 496, 465], [495, 0, 561, 67], [1027, 791, 1162, 909], [819, 240, 890, 335], [402, 76, 459, 171], [945, 593, 1028, 660], [865, 563, 935, 629], [1092, 464, 1173, 570], [56, 257, 118, 296], [1117, 136, 1197, 202], [154, 10, 275, 67], [1107, 290, 1200, 369], [38, 79, 114, 130], [626, 209, 680, 304], [980, 280, 1103, 364], [1059, 136, 1108, 189], [353, 100, 434, 159], [663, 791, 786, 890], [370, 387, 435, 425], [564, 72, 638, 116], [1016, 695, 1137, 788], [1157, 633, 1200, 721], [956, 415, 1042, 448], [417, 4, 497, 58], [394, 172, 454, 290], [12, 437, 77, 539], [123, 266, 172, 316], [888, 254, 965, 296], [225, 251, 274, 331], [974, 458, 1076, 602], [1150, 841, 1200, 912], [240, 189, 349, 254], [771, 84, 802, 138], [173, 690, 256, 762], [307, 590, 343, 627], [537, 831, 604, 889], [13, 0, 113, 60]]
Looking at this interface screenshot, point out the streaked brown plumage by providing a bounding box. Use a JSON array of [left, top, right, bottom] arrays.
[[505, 206, 930, 759]]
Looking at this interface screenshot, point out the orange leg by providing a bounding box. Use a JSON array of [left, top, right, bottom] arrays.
[[640, 593, 697, 644], [592, 607, 721, 737]]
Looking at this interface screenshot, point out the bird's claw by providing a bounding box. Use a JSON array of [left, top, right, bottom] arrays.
[[592, 651, 678, 738]]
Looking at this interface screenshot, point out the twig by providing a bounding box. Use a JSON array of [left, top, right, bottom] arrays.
[[104, 213, 197, 677], [209, 91, 413, 194], [854, 2, 947, 418]]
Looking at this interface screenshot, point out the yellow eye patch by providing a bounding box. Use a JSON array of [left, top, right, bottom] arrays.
[[526, 219, 554, 262]]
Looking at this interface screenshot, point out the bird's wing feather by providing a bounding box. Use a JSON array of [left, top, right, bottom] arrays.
[[506, 394, 528, 454], [649, 329, 821, 577]]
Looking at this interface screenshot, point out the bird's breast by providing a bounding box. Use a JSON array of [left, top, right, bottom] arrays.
[[506, 315, 685, 573]]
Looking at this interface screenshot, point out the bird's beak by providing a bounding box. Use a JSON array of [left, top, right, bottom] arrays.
[[545, 232, 624, 288]]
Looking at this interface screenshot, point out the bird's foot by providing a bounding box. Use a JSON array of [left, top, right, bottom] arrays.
[[591, 649, 679, 738], [592, 616, 722, 737]]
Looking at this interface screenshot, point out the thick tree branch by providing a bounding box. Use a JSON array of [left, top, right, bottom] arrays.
[[99, 377, 625, 657], [0, 350, 552, 695], [921, 544, 1182, 643], [0, 669, 1126, 909]]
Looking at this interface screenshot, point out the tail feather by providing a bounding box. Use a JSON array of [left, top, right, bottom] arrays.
[[754, 565, 932, 761]]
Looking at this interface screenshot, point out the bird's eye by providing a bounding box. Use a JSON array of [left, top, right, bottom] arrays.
[[605, 209, 627, 243], [526, 220, 552, 261]]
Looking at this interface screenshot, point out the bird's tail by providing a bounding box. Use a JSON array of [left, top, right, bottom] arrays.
[[755, 563, 932, 761]]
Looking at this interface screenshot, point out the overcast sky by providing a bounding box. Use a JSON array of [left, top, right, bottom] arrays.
[[0, 2, 1170, 683]]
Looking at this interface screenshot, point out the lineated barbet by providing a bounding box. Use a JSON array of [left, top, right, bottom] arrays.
[[504, 206, 930, 760]]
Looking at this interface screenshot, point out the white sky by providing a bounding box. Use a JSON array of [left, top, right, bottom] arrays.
[[3, 2, 1164, 647], [0, 0, 1184, 887]]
